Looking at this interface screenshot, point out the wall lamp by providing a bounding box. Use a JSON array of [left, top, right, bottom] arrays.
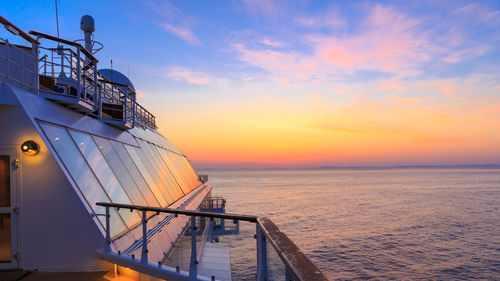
[[21, 140, 40, 156]]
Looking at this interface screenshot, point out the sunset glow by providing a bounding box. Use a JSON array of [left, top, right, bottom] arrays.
[[4, 1, 500, 168]]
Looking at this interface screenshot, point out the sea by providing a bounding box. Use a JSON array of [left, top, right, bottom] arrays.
[[202, 168, 500, 280]]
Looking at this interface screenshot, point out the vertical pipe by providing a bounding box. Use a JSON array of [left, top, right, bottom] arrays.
[[141, 210, 148, 263], [104, 207, 111, 253], [256, 224, 268, 281], [189, 216, 197, 280]]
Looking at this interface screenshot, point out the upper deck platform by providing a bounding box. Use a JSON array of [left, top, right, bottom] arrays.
[[0, 16, 156, 130]]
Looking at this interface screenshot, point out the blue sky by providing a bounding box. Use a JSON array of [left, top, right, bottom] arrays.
[[2, 1, 500, 168]]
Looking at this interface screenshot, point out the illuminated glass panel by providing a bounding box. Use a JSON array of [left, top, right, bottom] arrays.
[[109, 140, 159, 207], [93, 136, 148, 207], [0, 213, 11, 262], [124, 145, 169, 206], [69, 130, 140, 228], [39, 122, 126, 236]]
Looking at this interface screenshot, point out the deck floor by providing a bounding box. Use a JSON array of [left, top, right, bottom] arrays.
[[198, 243, 232, 281]]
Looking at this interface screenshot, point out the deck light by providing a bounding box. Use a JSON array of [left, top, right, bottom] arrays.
[[21, 140, 39, 156]]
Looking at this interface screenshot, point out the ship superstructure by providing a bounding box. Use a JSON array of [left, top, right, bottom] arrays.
[[0, 15, 329, 281]]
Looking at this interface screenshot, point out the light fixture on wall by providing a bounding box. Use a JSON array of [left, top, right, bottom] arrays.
[[21, 140, 40, 156]]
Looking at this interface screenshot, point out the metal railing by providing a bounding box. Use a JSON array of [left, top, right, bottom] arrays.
[[96, 202, 329, 281], [0, 16, 158, 130], [0, 16, 39, 92]]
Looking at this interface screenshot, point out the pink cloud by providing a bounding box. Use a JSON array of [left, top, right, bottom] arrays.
[[160, 23, 200, 45], [259, 37, 285, 48], [295, 7, 345, 29], [165, 67, 227, 86]]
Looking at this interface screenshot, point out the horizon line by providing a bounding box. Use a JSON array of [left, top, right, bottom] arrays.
[[196, 163, 500, 171]]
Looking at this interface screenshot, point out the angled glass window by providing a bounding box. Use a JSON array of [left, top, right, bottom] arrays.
[[132, 143, 174, 204], [156, 146, 189, 195], [39, 122, 126, 237], [167, 150, 200, 194], [69, 129, 140, 228], [109, 140, 159, 207], [93, 136, 149, 207], [124, 144, 169, 206], [137, 139, 182, 201]]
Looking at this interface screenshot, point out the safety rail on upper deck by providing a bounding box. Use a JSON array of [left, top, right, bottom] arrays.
[[96, 202, 329, 281], [0, 15, 157, 129], [0, 16, 39, 93]]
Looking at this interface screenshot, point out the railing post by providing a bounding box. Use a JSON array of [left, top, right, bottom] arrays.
[[286, 267, 295, 281], [124, 94, 127, 123], [189, 216, 197, 280], [6, 39, 9, 79], [32, 41, 39, 94], [98, 85, 102, 119], [104, 206, 111, 253], [93, 61, 98, 103], [141, 210, 148, 264], [256, 224, 268, 281], [76, 46, 81, 101], [132, 100, 136, 128]]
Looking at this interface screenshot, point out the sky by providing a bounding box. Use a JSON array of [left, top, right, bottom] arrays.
[[2, 0, 500, 169]]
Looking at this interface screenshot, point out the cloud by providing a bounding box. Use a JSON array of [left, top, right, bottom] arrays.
[[136, 91, 148, 99], [231, 4, 499, 87], [145, 0, 201, 45], [165, 67, 227, 86], [441, 45, 491, 63], [159, 23, 200, 45], [259, 37, 285, 48], [241, 0, 285, 19], [295, 7, 345, 29]]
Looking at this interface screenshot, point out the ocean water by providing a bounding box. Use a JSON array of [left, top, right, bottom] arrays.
[[203, 168, 500, 280]]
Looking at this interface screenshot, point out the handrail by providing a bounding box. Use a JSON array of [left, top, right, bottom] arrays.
[[96, 202, 329, 281], [29, 30, 98, 62], [96, 202, 258, 222], [0, 15, 39, 44]]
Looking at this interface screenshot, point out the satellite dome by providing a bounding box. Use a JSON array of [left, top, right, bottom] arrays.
[[99, 69, 136, 92]]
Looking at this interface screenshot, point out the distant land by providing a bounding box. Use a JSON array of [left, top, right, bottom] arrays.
[[197, 164, 500, 171]]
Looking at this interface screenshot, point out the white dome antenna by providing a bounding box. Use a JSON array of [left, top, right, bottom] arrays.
[[75, 15, 103, 55]]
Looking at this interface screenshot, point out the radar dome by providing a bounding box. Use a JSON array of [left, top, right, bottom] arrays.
[[80, 15, 95, 33], [99, 69, 136, 95]]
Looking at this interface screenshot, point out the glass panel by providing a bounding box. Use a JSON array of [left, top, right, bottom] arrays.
[[132, 143, 174, 204], [137, 139, 182, 201], [39, 122, 127, 237], [156, 147, 188, 195], [147, 143, 184, 199], [0, 213, 11, 262], [93, 136, 148, 207], [124, 144, 169, 206], [0, 156, 10, 207], [69, 130, 140, 228], [109, 141, 159, 207], [136, 140, 174, 205]]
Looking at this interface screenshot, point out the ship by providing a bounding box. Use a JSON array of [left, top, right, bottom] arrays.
[[0, 15, 328, 281]]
